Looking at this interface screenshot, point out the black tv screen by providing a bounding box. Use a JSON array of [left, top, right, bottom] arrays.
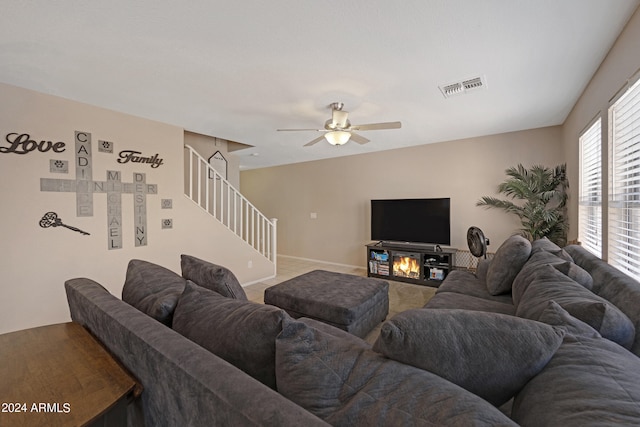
[[370, 198, 450, 245]]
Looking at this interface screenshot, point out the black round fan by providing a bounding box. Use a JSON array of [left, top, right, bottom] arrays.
[[467, 226, 488, 259]]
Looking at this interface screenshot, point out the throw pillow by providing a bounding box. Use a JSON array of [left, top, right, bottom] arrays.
[[298, 317, 372, 349], [172, 281, 288, 389], [485, 234, 532, 295], [512, 251, 593, 307], [552, 260, 593, 290], [121, 259, 186, 326], [538, 300, 601, 338], [372, 308, 564, 406], [180, 254, 247, 300], [512, 333, 640, 426], [531, 236, 561, 252], [512, 250, 564, 306], [516, 264, 635, 349], [275, 318, 517, 426], [531, 237, 574, 261], [475, 258, 491, 283]]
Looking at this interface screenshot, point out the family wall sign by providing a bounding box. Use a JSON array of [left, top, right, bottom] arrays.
[[2, 130, 170, 249]]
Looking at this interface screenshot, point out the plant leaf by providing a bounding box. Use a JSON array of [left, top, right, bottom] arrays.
[[477, 163, 569, 245]]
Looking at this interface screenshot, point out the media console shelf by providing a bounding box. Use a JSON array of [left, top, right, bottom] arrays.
[[366, 241, 456, 287]]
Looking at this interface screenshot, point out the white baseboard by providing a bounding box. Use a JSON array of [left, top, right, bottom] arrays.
[[241, 254, 366, 287], [241, 273, 276, 287], [278, 254, 366, 271]]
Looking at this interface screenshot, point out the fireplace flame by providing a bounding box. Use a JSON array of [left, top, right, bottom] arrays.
[[393, 256, 420, 278]]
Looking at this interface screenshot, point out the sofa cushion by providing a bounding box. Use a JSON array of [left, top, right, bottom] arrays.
[[475, 258, 491, 283], [299, 317, 372, 349], [485, 235, 532, 295], [512, 251, 558, 306], [180, 254, 247, 300], [172, 281, 288, 389], [511, 333, 640, 426], [372, 308, 564, 407], [121, 259, 186, 326], [275, 318, 518, 426], [566, 244, 640, 357], [552, 261, 593, 290], [538, 300, 601, 339], [435, 269, 513, 304], [512, 251, 593, 307], [531, 236, 559, 251], [531, 237, 574, 261], [516, 264, 635, 349], [424, 291, 516, 315]]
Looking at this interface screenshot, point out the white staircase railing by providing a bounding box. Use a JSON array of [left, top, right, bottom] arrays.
[[184, 145, 277, 264]]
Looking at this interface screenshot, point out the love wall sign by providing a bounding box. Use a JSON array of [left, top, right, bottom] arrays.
[[0, 132, 66, 154]]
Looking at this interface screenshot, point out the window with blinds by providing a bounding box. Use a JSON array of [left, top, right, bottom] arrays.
[[609, 76, 640, 281], [579, 119, 602, 257]]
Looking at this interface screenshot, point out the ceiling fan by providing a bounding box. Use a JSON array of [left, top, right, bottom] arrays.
[[277, 102, 401, 147]]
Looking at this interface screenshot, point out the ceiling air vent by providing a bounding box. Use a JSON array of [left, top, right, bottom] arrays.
[[439, 75, 487, 98]]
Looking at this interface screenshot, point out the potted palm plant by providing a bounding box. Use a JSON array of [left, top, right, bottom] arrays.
[[477, 163, 569, 246]]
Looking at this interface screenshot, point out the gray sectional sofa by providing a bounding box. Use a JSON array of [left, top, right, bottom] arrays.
[[423, 236, 640, 425], [65, 243, 640, 426]]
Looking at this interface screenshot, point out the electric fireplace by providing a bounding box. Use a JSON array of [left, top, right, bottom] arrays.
[[367, 242, 456, 287], [392, 252, 421, 280]]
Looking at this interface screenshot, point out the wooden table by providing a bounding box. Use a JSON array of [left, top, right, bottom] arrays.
[[0, 322, 140, 427]]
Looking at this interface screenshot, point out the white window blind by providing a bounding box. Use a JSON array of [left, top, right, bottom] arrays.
[[609, 77, 640, 281], [579, 119, 602, 256]]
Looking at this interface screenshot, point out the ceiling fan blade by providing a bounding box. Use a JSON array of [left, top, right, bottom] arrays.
[[349, 133, 370, 144], [277, 128, 325, 132], [332, 110, 349, 128], [303, 135, 326, 147], [349, 121, 402, 131]]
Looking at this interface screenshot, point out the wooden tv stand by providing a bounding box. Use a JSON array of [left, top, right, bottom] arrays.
[[366, 241, 456, 287]]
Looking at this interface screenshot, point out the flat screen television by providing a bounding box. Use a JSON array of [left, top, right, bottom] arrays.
[[370, 198, 451, 245]]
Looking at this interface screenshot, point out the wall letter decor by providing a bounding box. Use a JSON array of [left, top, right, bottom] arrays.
[[40, 131, 159, 249], [118, 150, 164, 168], [75, 131, 93, 216], [1, 132, 66, 155]]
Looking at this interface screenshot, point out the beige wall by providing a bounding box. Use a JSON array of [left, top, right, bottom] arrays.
[[0, 83, 273, 334], [241, 126, 564, 267], [562, 6, 640, 252]]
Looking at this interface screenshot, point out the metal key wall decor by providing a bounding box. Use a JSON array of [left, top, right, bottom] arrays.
[[39, 212, 90, 235]]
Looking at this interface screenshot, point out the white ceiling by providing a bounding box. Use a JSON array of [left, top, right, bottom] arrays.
[[2, 1, 638, 169]]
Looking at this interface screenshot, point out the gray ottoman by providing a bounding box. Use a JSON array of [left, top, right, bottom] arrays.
[[264, 270, 389, 338]]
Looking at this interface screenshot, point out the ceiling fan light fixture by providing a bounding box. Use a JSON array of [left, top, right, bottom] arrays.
[[277, 102, 399, 147], [325, 130, 351, 145]]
